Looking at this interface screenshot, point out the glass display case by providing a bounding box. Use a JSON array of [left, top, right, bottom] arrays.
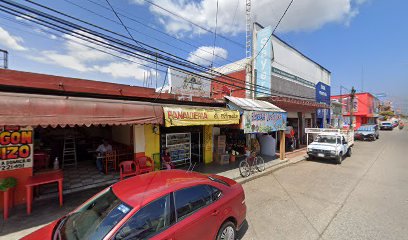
[[165, 133, 191, 165]]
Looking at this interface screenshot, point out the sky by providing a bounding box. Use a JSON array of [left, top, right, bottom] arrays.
[[0, 0, 407, 112]]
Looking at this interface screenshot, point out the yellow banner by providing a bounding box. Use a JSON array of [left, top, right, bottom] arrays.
[[163, 107, 240, 127]]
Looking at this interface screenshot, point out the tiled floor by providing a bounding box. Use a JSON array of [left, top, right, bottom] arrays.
[[38, 161, 119, 197]]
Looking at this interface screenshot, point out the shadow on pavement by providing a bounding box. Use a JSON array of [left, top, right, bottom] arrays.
[[0, 186, 105, 237]]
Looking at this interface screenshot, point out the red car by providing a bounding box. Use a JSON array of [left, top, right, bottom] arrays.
[[23, 170, 246, 240]]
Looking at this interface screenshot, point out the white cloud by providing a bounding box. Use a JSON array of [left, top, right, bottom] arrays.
[[130, 0, 145, 5], [142, 0, 367, 36], [93, 62, 157, 81], [187, 46, 228, 66], [26, 30, 154, 82], [0, 27, 26, 51]]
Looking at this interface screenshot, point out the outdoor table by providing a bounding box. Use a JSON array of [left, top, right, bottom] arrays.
[[2, 187, 15, 220], [25, 170, 64, 215]]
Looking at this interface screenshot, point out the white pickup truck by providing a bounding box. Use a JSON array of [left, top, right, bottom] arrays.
[[305, 128, 354, 164]]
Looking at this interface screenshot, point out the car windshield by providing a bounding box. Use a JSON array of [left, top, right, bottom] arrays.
[[315, 135, 340, 144], [382, 123, 392, 126], [58, 188, 131, 240]]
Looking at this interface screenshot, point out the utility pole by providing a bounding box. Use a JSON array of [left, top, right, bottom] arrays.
[[245, 0, 253, 99], [350, 87, 356, 130]]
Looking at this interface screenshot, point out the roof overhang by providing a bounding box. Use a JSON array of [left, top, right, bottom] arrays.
[[0, 92, 163, 128], [260, 96, 330, 111]]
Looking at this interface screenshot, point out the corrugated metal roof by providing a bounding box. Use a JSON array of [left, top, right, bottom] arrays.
[[225, 96, 285, 112]]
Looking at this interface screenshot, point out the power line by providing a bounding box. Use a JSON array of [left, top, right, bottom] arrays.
[[142, 0, 246, 49], [20, 0, 266, 91], [79, 0, 248, 73], [210, 0, 219, 68], [253, 0, 294, 61], [0, 0, 316, 100]]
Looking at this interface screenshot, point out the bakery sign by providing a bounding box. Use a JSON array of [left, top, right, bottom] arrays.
[[0, 126, 33, 171], [163, 107, 240, 127]]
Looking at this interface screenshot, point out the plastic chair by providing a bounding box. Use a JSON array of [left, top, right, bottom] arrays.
[[136, 156, 154, 174], [119, 161, 138, 180], [104, 151, 117, 174]]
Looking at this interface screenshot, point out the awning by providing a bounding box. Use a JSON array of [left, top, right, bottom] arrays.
[[225, 96, 285, 113], [260, 96, 330, 111], [0, 92, 163, 127], [163, 106, 240, 127], [224, 96, 287, 133]]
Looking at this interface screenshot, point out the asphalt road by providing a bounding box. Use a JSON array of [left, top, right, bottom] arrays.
[[239, 127, 408, 240]]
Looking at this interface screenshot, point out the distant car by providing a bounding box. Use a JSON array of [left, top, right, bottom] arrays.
[[22, 170, 247, 240], [380, 121, 393, 130], [354, 124, 379, 141], [392, 120, 399, 128]]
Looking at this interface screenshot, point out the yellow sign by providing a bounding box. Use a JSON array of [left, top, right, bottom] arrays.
[[164, 107, 240, 127]]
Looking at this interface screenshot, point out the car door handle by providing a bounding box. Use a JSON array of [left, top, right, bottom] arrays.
[[211, 210, 220, 216]]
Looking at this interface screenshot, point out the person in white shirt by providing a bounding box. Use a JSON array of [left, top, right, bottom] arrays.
[[96, 139, 113, 174]]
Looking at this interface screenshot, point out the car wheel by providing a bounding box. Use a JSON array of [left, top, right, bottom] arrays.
[[346, 148, 352, 157], [336, 154, 342, 164], [216, 221, 236, 240], [376, 135, 379, 139], [307, 155, 314, 161]]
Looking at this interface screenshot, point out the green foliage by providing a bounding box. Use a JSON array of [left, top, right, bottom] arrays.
[[379, 111, 395, 120], [0, 177, 17, 191]]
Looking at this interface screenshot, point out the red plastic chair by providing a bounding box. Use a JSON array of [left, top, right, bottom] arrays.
[[119, 161, 138, 180], [104, 151, 117, 174], [136, 156, 154, 174]]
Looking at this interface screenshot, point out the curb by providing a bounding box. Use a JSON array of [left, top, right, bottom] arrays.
[[235, 154, 307, 185]]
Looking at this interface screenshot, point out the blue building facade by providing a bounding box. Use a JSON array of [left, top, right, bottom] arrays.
[[316, 82, 331, 128]]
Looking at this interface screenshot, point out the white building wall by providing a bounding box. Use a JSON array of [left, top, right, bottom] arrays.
[[271, 36, 331, 86]]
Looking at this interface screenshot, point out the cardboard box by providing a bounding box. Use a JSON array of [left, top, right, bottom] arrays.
[[214, 153, 229, 165], [215, 146, 226, 154]]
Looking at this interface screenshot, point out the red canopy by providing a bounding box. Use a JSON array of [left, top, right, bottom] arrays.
[[0, 92, 163, 127]]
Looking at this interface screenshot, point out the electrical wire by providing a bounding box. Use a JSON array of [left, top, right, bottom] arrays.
[[210, 0, 219, 68], [20, 0, 275, 94], [142, 0, 246, 49], [252, 0, 294, 61], [0, 0, 317, 100]]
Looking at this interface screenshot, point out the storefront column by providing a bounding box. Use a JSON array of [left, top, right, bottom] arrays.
[[133, 125, 145, 159], [297, 112, 304, 145], [203, 125, 213, 164], [144, 124, 160, 169], [279, 130, 286, 160], [311, 113, 317, 128]]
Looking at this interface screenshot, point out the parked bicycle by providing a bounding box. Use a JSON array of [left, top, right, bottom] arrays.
[[239, 151, 265, 177]]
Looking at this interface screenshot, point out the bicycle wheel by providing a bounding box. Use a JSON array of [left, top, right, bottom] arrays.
[[239, 160, 251, 177], [255, 156, 265, 172]]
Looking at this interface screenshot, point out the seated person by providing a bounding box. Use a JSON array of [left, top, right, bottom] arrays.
[[161, 148, 175, 170], [96, 139, 113, 174]]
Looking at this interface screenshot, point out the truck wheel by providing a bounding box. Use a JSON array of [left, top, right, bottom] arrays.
[[346, 148, 352, 157], [336, 155, 342, 164]]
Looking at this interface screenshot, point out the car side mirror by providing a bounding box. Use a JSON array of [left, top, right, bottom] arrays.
[[213, 191, 222, 201]]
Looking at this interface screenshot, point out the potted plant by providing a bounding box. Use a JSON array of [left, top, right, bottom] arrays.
[[0, 177, 17, 192]]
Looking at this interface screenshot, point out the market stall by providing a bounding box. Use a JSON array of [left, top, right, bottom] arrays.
[[225, 96, 288, 159]]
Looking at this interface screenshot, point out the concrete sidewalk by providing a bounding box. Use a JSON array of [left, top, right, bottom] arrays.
[[0, 151, 306, 240]]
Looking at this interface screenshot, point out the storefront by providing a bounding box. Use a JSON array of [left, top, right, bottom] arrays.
[[331, 92, 380, 129], [225, 96, 288, 159], [260, 96, 329, 146], [0, 91, 163, 208], [162, 106, 240, 167]]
